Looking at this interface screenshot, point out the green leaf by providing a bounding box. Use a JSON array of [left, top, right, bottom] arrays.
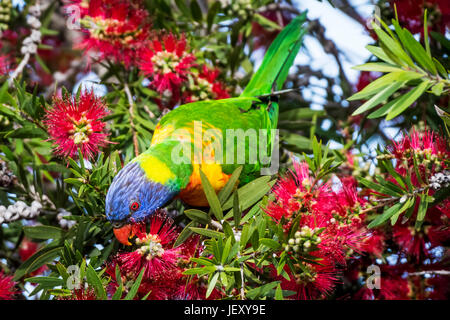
[[434, 105, 450, 126], [348, 72, 400, 101], [200, 170, 223, 221], [206, 1, 220, 31], [351, 81, 405, 115], [15, 245, 63, 280], [254, 13, 283, 30], [206, 272, 220, 298], [112, 283, 123, 300], [385, 80, 431, 120], [430, 31, 450, 51], [367, 95, 404, 119], [431, 82, 444, 96], [246, 281, 280, 299], [359, 177, 403, 197], [279, 108, 325, 121], [124, 268, 145, 300], [86, 265, 106, 300], [390, 197, 414, 225], [423, 10, 432, 58], [372, 23, 415, 67], [275, 284, 284, 300], [222, 176, 274, 211], [189, 227, 224, 239], [221, 237, 232, 265], [393, 21, 437, 74], [368, 202, 403, 228], [232, 192, 241, 226], [415, 193, 429, 230], [218, 166, 242, 204], [282, 133, 312, 151], [190, 0, 203, 22], [174, 221, 197, 248], [5, 126, 47, 139], [25, 276, 64, 287], [352, 62, 403, 73], [35, 54, 51, 74], [365, 45, 397, 65], [184, 209, 211, 225], [260, 238, 281, 250], [183, 266, 216, 276], [23, 226, 65, 240]]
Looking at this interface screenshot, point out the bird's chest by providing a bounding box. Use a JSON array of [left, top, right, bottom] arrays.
[[178, 163, 232, 206]]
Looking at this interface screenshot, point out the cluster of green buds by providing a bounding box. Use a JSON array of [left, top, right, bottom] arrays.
[[284, 226, 323, 254], [219, 0, 254, 20], [185, 73, 214, 102], [69, 113, 94, 145], [82, 17, 139, 46], [0, 0, 12, 31], [151, 50, 182, 75], [416, 150, 444, 171], [293, 263, 317, 285], [0, 114, 11, 128], [377, 148, 444, 172]]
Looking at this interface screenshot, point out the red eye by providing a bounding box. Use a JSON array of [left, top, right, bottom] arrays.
[[130, 202, 140, 211]]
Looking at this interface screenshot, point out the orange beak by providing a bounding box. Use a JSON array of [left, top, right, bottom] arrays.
[[113, 224, 135, 246]]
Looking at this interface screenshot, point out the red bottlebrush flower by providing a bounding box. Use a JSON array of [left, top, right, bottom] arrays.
[[355, 71, 379, 92], [272, 258, 339, 300], [114, 213, 183, 280], [70, 0, 152, 67], [19, 238, 47, 276], [355, 277, 411, 300], [264, 160, 370, 299], [44, 91, 111, 160], [139, 33, 196, 108], [0, 271, 17, 300], [265, 161, 324, 223], [425, 275, 450, 299], [0, 54, 12, 75], [265, 161, 367, 242], [393, 225, 429, 261], [174, 277, 223, 300], [378, 277, 411, 300], [58, 287, 98, 300], [391, 0, 450, 34], [172, 236, 223, 300], [388, 129, 450, 164], [106, 219, 206, 300], [183, 65, 230, 103], [361, 230, 385, 258]]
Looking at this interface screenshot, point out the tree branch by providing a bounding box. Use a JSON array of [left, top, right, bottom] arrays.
[[124, 83, 140, 157]]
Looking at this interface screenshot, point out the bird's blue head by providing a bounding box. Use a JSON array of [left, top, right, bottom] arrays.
[[105, 159, 179, 245]]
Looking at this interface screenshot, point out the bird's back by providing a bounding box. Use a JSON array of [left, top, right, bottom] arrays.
[[148, 97, 272, 206]]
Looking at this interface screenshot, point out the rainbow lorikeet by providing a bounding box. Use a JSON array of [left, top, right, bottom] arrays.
[[106, 13, 308, 245]]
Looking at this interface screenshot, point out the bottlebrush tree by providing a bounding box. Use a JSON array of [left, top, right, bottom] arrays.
[[0, 0, 449, 301]]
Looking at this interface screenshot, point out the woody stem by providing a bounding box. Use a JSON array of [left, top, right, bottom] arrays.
[[124, 83, 139, 157]]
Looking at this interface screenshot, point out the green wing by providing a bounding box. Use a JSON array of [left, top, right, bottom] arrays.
[[240, 12, 308, 98], [154, 97, 269, 183]]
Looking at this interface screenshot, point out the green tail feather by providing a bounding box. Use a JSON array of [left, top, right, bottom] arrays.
[[240, 12, 308, 98]]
